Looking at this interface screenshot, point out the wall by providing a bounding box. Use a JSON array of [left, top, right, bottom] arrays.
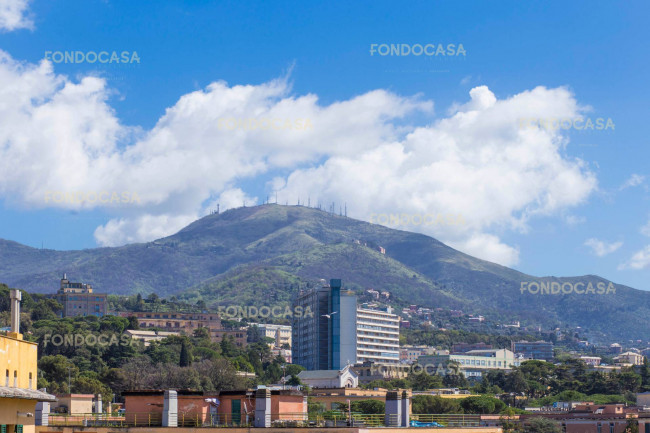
[[0, 335, 38, 389], [0, 397, 38, 433]]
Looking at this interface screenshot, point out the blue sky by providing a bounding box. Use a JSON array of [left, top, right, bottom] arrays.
[[0, 0, 649, 290]]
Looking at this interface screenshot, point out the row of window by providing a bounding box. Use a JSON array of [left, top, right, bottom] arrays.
[[4, 370, 32, 389]]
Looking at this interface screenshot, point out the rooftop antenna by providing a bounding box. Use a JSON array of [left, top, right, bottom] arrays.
[[345, 202, 347, 217], [243, 200, 246, 207], [266, 195, 269, 205], [339, 205, 342, 216], [217, 204, 220, 214]]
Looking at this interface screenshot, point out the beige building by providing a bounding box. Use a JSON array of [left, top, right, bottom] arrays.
[[53, 275, 107, 318], [254, 324, 292, 348], [614, 351, 644, 365], [51, 395, 94, 414], [118, 311, 224, 341]]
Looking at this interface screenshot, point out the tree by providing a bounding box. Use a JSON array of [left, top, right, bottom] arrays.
[[460, 396, 506, 414], [525, 417, 562, 433], [412, 395, 461, 414], [350, 400, 385, 414], [180, 340, 192, 367]]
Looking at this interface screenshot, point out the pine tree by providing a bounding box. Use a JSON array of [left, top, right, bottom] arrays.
[[180, 340, 192, 367]]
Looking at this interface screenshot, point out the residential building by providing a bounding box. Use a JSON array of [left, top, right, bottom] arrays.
[[400, 345, 435, 363], [355, 304, 400, 365], [512, 340, 554, 361], [580, 356, 602, 366], [254, 324, 292, 348], [297, 365, 358, 388], [213, 329, 248, 348], [0, 290, 56, 433], [610, 343, 623, 354], [53, 274, 107, 318], [615, 351, 645, 366], [117, 311, 223, 341], [418, 349, 520, 379]]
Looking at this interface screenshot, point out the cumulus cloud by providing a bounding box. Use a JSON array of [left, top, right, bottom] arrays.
[[0, 0, 33, 31], [584, 238, 623, 257], [618, 246, 650, 270], [0, 51, 599, 265]]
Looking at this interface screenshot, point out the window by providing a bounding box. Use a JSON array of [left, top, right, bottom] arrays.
[[4, 370, 8, 386], [13, 370, 17, 387], [29, 372, 32, 389]]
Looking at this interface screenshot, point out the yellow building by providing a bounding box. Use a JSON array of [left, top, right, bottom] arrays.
[[1, 290, 55, 433]]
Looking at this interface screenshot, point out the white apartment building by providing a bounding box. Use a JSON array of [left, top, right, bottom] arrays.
[[355, 305, 400, 365], [418, 349, 520, 378], [255, 323, 292, 348]]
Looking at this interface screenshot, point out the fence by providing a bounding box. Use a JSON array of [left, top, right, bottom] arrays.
[[47, 412, 482, 428]]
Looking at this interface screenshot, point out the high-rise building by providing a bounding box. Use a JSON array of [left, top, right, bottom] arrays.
[[355, 304, 400, 365], [292, 279, 400, 370], [53, 274, 107, 318]]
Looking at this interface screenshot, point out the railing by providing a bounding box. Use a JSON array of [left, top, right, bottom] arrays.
[[410, 413, 481, 427], [46, 412, 482, 428]]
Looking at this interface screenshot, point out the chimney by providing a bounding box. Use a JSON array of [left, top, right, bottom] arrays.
[[9, 289, 22, 339]]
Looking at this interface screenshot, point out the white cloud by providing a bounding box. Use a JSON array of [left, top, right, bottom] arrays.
[[641, 218, 650, 237], [619, 174, 645, 190], [565, 215, 586, 226], [0, 51, 599, 265], [0, 0, 33, 31], [618, 246, 650, 270], [584, 238, 623, 257]]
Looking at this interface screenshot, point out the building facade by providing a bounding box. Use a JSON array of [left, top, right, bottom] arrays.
[[418, 349, 520, 378], [512, 340, 554, 361], [292, 279, 400, 370], [117, 311, 224, 342], [0, 290, 56, 433], [53, 275, 107, 318], [254, 324, 292, 348], [355, 305, 400, 365]]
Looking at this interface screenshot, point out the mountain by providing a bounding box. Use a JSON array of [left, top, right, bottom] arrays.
[[0, 204, 648, 341]]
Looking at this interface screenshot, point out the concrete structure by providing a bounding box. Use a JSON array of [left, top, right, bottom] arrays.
[[297, 365, 358, 388], [162, 390, 177, 428], [512, 340, 554, 361], [254, 324, 292, 348], [53, 275, 107, 318], [418, 349, 520, 378], [212, 329, 248, 348], [122, 389, 306, 426], [384, 391, 402, 427], [0, 289, 56, 433], [51, 395, 94, 414]]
